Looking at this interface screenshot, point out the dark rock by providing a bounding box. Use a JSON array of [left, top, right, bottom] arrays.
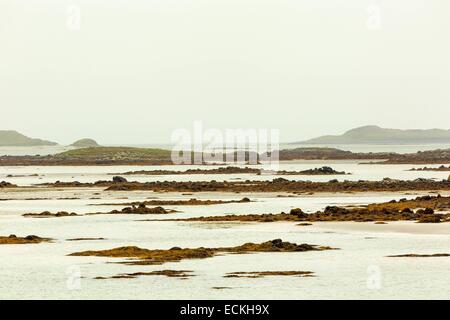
[[271, 239, 283, 247], [289, 208, 307, 218], [417, 215, 442, 223], [112, 176, 128, 183], [416, 208, 434, 215]]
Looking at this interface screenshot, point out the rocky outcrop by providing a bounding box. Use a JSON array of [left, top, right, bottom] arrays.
[[0, 234, 52, 244], [117, 166, 348, 176], [279, 166, 347, 175], [156, 196, 450, 223], [224, 271, 314, 278], [112, 176, 127, 183], [96, 197, 252, 207], [102, 178, 450, 193], [23, 211, 79, 218], [95, 270, 195, 280], [23, 204, 176, 218], [0, 181, 16, 188], [69, 239, 335, 266], [409, 165, 450, 171], [107, 204, 172, 215], [388, 253, 450, 258], [119, 167, 262, 175], [34, 177, 450, 194], [0, 147, 174, 166], [70, 139, 100, 148], [367, 195, 450, 212]]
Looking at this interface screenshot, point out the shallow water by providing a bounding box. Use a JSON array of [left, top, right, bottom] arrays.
[[1, 218, 449, 299], [1, 160, 450, 186], [0, 159, 449, 299]]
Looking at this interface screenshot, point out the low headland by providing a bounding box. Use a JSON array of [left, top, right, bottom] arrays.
[[0, 146, 449, 166]]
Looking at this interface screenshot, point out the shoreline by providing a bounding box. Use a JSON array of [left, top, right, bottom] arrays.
[[1, 146, 449, 166]]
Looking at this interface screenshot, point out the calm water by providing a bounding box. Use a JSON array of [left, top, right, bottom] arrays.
[[0, 146, 74, 156], [0, 157, 450, 299], [282, 143, 450, 153], [1, 160, 450, 187]]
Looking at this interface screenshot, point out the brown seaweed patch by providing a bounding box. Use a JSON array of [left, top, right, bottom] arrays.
[[387, 253, 450, 258], [94, 197, 252, 207], [409, 166, 450, 172], [0, 181, 16, 188], [23, 211, 79, 218], [416, 214, 444, 223], [90, 205, 177, 215], [95, 270, 194, 279], [67, 237, 106, 241], [69, 239, 334, 266], [23, 204, 177, 218], [102, 178, 450, 193], [154, 198, 450, 223], [367, 195, 450, 212], [224, 271, 314, 278], [115, 166, 348, 176], [0, 234, 52, 244]]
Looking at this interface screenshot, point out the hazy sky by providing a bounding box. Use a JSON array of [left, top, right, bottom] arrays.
[[1, 0, 449, 144]]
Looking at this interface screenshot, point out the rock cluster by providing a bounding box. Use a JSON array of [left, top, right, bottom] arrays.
[[69, 239, 334, 266], [0, 234, 52, 244], [159, 196, 450, 223], [102, 178, 450, 193], [0, 181, 16, 188], [113, 204, 169, 215], [23, 211, 79, 218]]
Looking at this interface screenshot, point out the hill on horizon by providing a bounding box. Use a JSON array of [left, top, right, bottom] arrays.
[[0, 130, 57, 147], [296, 126, 450, 145], [70, 138, 100, 148]]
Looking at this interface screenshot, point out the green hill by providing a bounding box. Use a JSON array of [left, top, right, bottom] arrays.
[[298, 126, 450, 145], [0, 130, 57, 146]]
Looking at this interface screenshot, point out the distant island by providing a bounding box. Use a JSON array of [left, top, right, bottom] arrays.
[[71, 139, 100, 148], [0, 146, 449, 165], [0, 130, 57, 147], [297, 125, 450, 145]]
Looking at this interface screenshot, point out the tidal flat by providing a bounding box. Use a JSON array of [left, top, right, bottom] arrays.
[[1, 160, 450, 299]]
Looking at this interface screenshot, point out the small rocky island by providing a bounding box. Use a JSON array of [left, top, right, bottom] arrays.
[[0, 234, 52, 244], [118, 166, 348, 176], [409, 165, 450, 171], [70, 138, 100, 148]]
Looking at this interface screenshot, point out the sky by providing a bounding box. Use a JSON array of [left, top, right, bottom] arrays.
[[1, 0, 449, 145]]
